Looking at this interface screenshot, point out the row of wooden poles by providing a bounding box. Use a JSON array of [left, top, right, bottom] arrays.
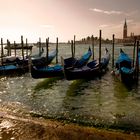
[[0, 36, 31, 65], [71, 30, 139, 80], [0, 36, 59, 65], [1, 36, 30, 58], [71, 34, 96, 60], [0, 31, 100, 66], [70, 30, 102, 72], [45, 30, 140, 76], [0, 30, 139, 76], [45, 37, 59, 64]]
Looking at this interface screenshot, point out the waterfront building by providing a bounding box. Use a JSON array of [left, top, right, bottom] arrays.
[[123, 19, 140, 44]]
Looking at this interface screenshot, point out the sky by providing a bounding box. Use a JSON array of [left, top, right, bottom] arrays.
[[0, 0, 140, 43]]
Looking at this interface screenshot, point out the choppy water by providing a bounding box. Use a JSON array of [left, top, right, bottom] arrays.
[[0, 43, 140, 133]]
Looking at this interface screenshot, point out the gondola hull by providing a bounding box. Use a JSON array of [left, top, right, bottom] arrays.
[[0, 50, 57, 76], [0, 64, 28, 76], [31, 48, 92, 79], [31, 65, 63, 79], [64, 47, 92, 69], [113, 49, 135, 84], [63, 49, 110, 80]]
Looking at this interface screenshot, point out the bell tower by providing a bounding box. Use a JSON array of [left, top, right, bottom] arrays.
[[123, 19, 127, 39]]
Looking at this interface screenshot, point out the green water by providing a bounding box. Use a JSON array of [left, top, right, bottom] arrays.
[[0, 43, 140, 133]]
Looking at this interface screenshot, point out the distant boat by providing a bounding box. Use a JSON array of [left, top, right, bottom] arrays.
[[4, 44, 33, 50], [123, 42, 140, 46], [62, 48, 110, 80], [113, 49, 135, 84], [31, 48, 92, 79]]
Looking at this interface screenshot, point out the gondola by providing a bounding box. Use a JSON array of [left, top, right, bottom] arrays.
[[30, 50, 56, 66], [31, 64, 63, 79], [64, 47, 92, 69], [113, 49, 135, 84], [63, 48, 110, 80], [0, 50, 56, 76], [7, 49, 57, 69], [0, 64, 28, 76], [1, 48, 54, 67], [31, 48, 92, 79], [1, 56, 22, 66], [1, 47, 44, 65]]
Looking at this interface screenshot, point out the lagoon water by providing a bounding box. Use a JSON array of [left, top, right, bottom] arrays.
[[0, 43, 140, 133]]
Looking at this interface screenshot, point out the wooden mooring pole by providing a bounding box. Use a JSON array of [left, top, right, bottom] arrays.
[[99, 30, 102, 72], [1, 38, 4, 65], [133, 37, 136, 67], [21, 35, 24, 60], [9, 41, 11, 56], [26, 38, 28, 56], [71, 40, 74, 58], [7, 39, 9, 56], [56, 37, 58, 64], [46, 38, 49, 64], [135, 40, 139, 82], [14, 41, 16, 57], [39, 38, 41, 56], [73, 35, 76, 58], [7, 39, 11, 56], [112, 34, 115, 69], [6, 40, 8, 56], [91, 35, 94, 60]]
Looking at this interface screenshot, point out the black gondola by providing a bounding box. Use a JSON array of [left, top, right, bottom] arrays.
[[112, 49, 135, 84], [31, 48, 92, 79], [63, 48, 110, 80]]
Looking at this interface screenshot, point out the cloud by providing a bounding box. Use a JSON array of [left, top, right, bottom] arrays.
[[89, 8, 122, 15], [90, 8, 139, 18], [92, 8, 103, 13]]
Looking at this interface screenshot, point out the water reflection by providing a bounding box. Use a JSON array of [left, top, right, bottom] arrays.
[[66, 79, 90, 96], [113, 80, 130, 99], [34, 77, 63, 91]]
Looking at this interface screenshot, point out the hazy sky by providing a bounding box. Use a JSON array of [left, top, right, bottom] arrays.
[[0, 0, 140, 42]]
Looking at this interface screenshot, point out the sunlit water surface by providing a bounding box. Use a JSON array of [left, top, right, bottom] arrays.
[[0, 43, 140, 133]]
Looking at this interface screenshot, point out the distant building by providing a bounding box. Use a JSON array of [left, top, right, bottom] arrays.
[[123, 19, 127, 39], [123, 19, 140, 44]]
